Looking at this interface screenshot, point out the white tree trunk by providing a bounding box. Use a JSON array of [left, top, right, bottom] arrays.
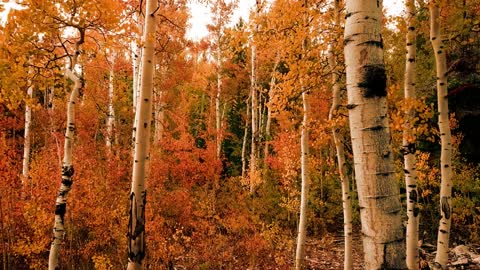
[[404, 1, 419, 269], [22, 82, 33, 184], [295, 90, 310, 270], [328, 1, 353, 268], [106, 54, 116, 150], [48, 32, 84, 269], [242, 96, 251, 179], [127, 0, 157, 268], [153, 64, 165, 146], [430, 2, 453, 269], [344, 0, 406, 268]]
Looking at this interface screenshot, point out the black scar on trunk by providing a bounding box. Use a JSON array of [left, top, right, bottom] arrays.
[[55, 203, 66, 223], [358, 65, 387, 98]]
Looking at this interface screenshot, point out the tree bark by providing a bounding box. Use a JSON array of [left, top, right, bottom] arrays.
[[404, 1, 419, 269], [328, 1, 353, 269], [344, 0, 406, 268], [430, 2, 453, 269], [127, 0, 157, 268], [132, 13, 144, 152], [48, 30, 85, 270]]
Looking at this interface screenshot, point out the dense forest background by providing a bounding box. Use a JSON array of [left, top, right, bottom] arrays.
[[0, 0, 479, 269]]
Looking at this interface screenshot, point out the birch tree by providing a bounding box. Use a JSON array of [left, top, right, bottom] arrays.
[[48, 28, 85, 270], [344, 0, 405, 268], [127, 0, 157, 268], [404, 0, 419, 268], [429, 1, 453, 268], [328, 0, 353, 268]]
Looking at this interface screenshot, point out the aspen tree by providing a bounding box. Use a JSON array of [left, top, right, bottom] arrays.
[[344, 0, 406, 268], [106, 53, 116, 151], [404, 0, 419, 268], [22, 77, 33, 185], [295, 85, 310, 270], [242, 96, 251, 179], [127, 0, 157, 268], [295, 2, 310, 268], [328, 0, 353, 268], [430, 2, 453, 269], [250, 1, 261, 192], [48, 29, 85, 270]]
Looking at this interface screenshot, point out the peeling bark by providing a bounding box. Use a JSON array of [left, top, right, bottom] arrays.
[[344, 0, 406, 268], [127, 0, 157, 269]]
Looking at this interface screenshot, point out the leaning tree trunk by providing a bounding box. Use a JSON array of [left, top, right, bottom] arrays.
[[48, 30, 85, 270], [404, 0, 420, 269], [328, 1, 353, 269], [344, 0, 406, 268], [430, 2, 453, 269], [127, 0, 157, 269], [22, 82, 33, 185]]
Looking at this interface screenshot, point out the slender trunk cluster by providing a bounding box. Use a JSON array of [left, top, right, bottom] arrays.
[[127, 0, 157, 268], [430, 2, 453, 269], [328, 1, 353, 269], [404, 0, 419, 268], [48, 30, 85, 270], [343, 0, 405, 268]]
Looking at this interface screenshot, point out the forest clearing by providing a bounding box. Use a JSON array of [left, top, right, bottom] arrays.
[[0, 0, 480, 269]]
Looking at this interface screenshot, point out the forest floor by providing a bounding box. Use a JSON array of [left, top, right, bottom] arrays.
[[303, 234, 480, 270]]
